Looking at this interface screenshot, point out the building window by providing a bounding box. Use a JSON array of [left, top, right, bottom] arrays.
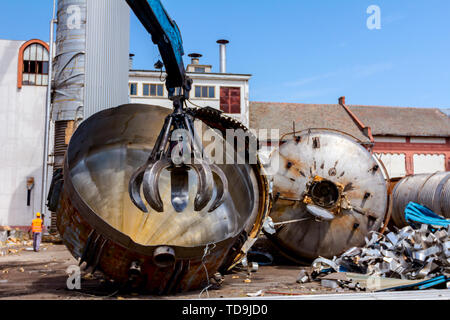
[[194, 86, 215, 98], [194, 67, 206, 73], [143, 83, 164, 97], [129, 83, 138, 96], [17, 39, 50, 88], [220, 87, 241, 114]]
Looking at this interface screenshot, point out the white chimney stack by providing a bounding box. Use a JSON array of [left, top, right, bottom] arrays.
[[129, 53, 135, 70], [217, 39, 229, 73]]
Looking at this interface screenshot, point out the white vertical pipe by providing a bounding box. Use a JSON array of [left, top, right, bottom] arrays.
[[220, 45, 226, 73], [217, 40, 229, 73], [41, 0, 57, 222]]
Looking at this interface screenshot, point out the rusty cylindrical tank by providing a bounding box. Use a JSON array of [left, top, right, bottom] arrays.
[[56, 104, 270, 294], [392, 172, 450, 227], [265, 129, 389, 263]]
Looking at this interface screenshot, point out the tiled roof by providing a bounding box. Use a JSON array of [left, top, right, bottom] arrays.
[[249, 102, 450, 140], [348, 105, 450, 137], [249, 102, 370, 142]]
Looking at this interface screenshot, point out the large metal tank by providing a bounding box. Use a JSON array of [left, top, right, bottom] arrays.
[[56, 104, 269, 294], [266, 129, 389, 263], [52, 0, 129, 121], [49, 0, 130, 233], [392, 172, 450, 227]]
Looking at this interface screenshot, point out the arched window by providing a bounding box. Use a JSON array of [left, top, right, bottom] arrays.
[[17, 39, 50, 88]]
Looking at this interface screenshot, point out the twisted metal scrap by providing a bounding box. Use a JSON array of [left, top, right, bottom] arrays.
[[322, 224, 450, 280]]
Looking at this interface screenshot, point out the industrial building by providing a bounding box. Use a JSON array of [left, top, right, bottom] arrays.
[[0, 39, 49, 229], [129, 44, 251, 127], [250, 98, 450, 178]]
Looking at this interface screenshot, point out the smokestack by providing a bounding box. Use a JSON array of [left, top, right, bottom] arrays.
[[339, 96, 346, 105], [188, 53, 202, 65], [217, 39, 229, 73], [129, 54, 135, 70]]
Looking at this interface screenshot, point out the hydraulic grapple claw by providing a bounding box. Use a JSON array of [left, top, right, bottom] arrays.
[[140, 159, 215, 213], [142, 159, 171, 213], [191, 161, 214, 212], [209, 164, 228, 213], [128, 163, 149, 213], [169, 165, 190, 213], [128, 109, 229, 214]]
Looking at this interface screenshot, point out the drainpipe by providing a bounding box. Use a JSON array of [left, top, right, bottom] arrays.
[[41, 0, 57, 224], [338, 96, 375, 148]]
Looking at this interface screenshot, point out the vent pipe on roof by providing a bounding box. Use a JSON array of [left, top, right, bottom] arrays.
[[217, 39, 229, 73], [129, 54, 135, 70], [188, 53, 202, 65]]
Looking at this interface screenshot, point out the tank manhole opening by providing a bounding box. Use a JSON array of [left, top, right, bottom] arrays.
[[153, 246, 176, 268], [309, 180, 340, 208]]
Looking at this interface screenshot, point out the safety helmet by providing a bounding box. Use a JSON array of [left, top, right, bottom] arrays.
[[36, 212, 41, 217]]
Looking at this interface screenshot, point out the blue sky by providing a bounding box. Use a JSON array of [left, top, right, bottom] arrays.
[[1, 0, 449, 108]]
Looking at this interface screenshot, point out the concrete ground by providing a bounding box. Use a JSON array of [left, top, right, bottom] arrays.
[[0, 243, 348, 300], [1, 244, 448, 300]]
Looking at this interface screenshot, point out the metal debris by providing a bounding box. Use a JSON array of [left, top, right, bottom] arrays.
[[250, 262, 259, 273], [262, 217, 276, 235], [0, 231, 7, 244], [321, 279, 339, 289], [296, 270, 310, 284], [313, 224, 450, 282], [246, 290, 264, 297], [212, 272, 224, 286]]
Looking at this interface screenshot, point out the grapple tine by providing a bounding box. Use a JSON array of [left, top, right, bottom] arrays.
[[128, 164, 149, 213], [208, 164, 228, 212], [143, 159, 171, 212], [169, 165, 190, 213], [191, 161, 214, 212]]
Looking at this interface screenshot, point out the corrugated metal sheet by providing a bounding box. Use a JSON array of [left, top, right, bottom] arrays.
[[392, 172, 450, 227], [84, 0, 130, 118], [52, 0, 129, 120]]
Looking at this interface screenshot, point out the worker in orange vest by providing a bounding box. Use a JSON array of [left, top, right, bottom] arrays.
[[31, 212, 43, 252]]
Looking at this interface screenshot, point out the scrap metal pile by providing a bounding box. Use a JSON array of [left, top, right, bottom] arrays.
[[308, 204, 450, 292], [329, 225, 450, 280]]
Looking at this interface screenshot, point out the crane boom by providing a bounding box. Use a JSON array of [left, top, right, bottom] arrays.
[[126, 0, 189, 96], [126, 0, 228, 214]]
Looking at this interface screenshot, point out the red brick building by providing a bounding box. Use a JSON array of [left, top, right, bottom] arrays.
[[250, 98, 450, 179]]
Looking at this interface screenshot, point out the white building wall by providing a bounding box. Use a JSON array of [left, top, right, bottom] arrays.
[[375, 153, 406, 179], [413, 154, 446, 174], [0, 40, 47, 227]]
